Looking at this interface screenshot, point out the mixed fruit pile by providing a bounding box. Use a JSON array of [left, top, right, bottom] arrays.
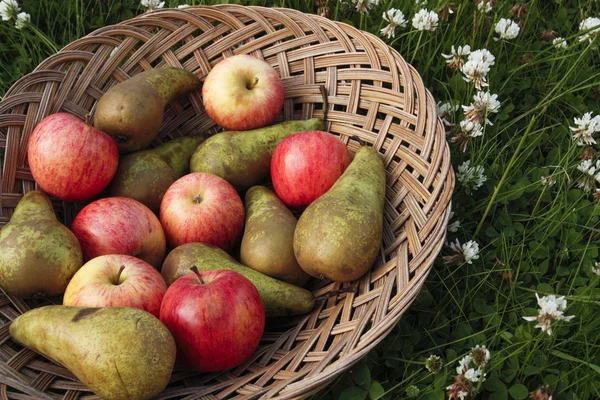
[[0, 54, 386, 400]]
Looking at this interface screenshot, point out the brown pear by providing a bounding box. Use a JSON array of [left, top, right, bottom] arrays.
[[240, 186, 310, 286], [0, 190, 83, 298]]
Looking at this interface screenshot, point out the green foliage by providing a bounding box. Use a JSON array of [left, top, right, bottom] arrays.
[[2, 0, 600, 399]]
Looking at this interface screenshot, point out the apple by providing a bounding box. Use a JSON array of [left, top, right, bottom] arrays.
[[63, 254, 167, 318], [271, 130, 352, 207], [27, 112, 119, 202], [159, 172, 244, 250], [202, 54, 285, 131], [71, 197, 166, 268], [159, 267, 265, 372]]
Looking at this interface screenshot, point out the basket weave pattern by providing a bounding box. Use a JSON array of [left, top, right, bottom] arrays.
[[0, 5, 453, 399]]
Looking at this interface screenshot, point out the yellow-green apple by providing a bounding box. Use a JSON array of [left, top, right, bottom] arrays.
[[271, 130, 352, 207], [71, 197, 166, 268], [27, 112, 119, 202], [159, 267, 265, 372], [159, 172, 244, 250], [63, 254, 167, 318], [202, 54, 285, 131]]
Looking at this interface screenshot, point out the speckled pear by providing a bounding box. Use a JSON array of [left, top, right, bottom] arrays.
[[161, 242, 315, 318], [94, 67, 200, 154], [9, 306, 176, 400], [240, 186, 310, 286], [107, 135, 206, 213], [190, 118, 324, 191], [293, 146, 386, 282], [0, 190, 83, 298]]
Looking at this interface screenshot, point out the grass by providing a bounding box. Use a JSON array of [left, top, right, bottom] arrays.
[[2, 0, 600, 399]]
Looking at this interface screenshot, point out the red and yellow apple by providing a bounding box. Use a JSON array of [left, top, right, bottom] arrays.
[[71, 197, 166, 268], [159, 172, 244, 250], [63, 254, 167, 318], [27, 112, 119, 202], [271, 130, 352, 208], [202, 54, 285, 131], [159, 268, 265, 372]]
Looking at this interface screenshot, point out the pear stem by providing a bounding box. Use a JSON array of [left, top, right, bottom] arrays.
[[247, 77, 259, 90], [319, 85, 329, 124], [190, 265, 204, 284], [314, 286, 357, 302], [84, 114, 91, 125], [114, 265, 125, 285]]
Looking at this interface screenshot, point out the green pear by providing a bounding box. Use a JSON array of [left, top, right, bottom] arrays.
[[9, 306, 176, 400], [161, 242, 315, 318], [107, 135, 206, 213], [190, 118, 324, 191], [94, 67, 201, 154], [294, 146, 386, 282], [0, 190, 83, 298], [240, 186, 310, 287]]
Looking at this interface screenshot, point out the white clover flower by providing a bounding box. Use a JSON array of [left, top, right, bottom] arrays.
[[380, 8, 407, 39], [448, 211, 461, 233], [178, 4, 190, 8], [456, 160, 487, 194], [414, 0, 427, 7], [14, 10, 28, 29], [447, 239, 480, 264], [463, 91, 500, 126], [354, 0, 379, 14], [436, 101, 459, 127], [553, 37, 568, 49], [412, 9, 439, 31], [0, 0, 20, 21], [579, 17, 600, 43], [456, 355, 472, 374], [476, 1, 493, 13], [458, 120, 484, 138], [577, 159, 600, 192], [461, 49, 495, 90], [471, 345, 491, 367], [494, 18, 520, 41], [540, 175, 556, 187], [570, 112, 600, 146], [464, 367, 484, 383], [523, 293, 575, 335], [140, 0, 165, 10], [593, 261, 600, 276], [442, 45, 471, 69]]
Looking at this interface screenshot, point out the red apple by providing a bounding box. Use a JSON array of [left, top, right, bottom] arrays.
[[27, 112, 119, 202], [159, 172, 244, 250], [159, 267, 265, 372], [63, 254, 167, 318], [202, 54, 285, 131], [71, 197, 166, 268], [271, 130, 352, 207]]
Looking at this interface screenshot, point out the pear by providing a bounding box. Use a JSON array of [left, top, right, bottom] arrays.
[[190, 118, 324, 191], [294, 146, 386, 282], [94, 67, 200, 154], [108, 135, 206, 213], [240, 186, 310, 287], [162, 242, 315, 318], [9, 306, 176, 400], [0, 190, 83, 298]]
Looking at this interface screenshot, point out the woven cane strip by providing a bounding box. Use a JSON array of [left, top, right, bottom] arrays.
[[0, 5, 453, 399]]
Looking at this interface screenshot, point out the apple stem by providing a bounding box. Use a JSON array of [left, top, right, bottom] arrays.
[[190, 265, 205, 284], [319, 85, 329, 124], [114, 265, 125, 285], [193, 194, 202, 204], [247, 76, 259, 90]]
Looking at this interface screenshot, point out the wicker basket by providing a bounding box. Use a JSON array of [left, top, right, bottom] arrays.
[[0, 5, 454, 399]]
